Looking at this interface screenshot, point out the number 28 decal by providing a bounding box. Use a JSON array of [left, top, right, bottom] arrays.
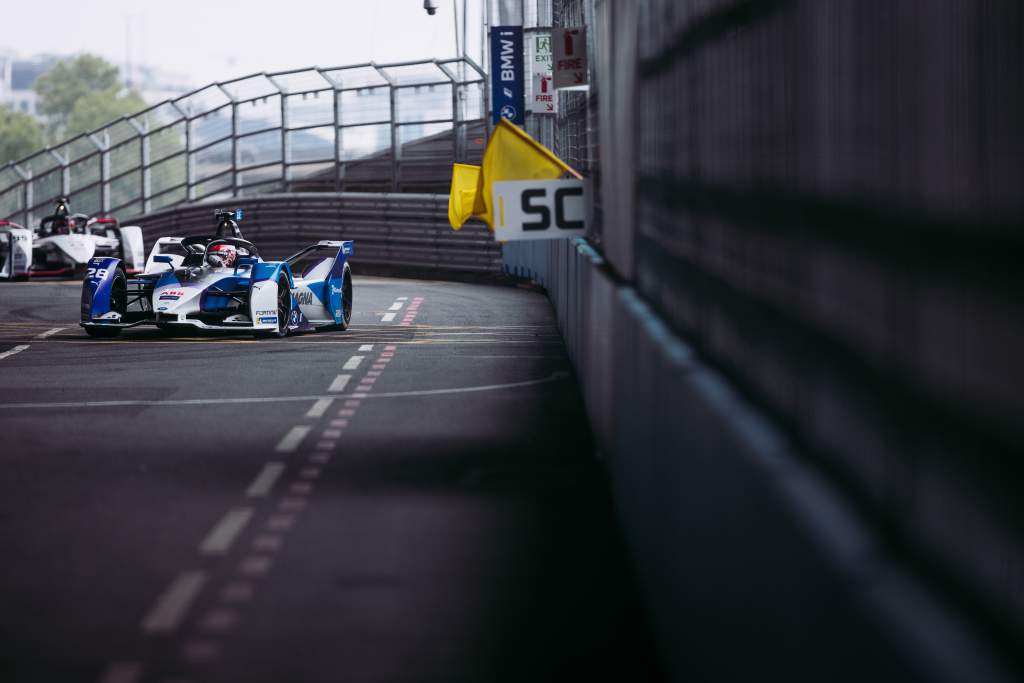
[[87, 267, 109, 280]]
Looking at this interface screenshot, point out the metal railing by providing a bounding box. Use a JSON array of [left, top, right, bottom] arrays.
[[0, 58, 487, 227]]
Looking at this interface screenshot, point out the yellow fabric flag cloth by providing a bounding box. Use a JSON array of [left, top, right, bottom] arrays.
[[474, 119, 581, 229], [448, 163, 481, 231]]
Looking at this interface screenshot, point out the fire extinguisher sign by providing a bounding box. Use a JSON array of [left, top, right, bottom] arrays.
[[490, 26, 525, 125], [553, 27, 588, 89], [529, 33, 556, 115]]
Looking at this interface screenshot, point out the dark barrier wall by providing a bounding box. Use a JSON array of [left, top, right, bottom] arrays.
[[506, 0, 1024, 677], [136, 193, 502, 277]]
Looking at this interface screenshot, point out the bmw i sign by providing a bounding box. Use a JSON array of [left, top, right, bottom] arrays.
[[490, 26, 524, 125]]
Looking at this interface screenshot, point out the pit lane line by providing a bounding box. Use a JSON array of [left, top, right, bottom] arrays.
[[173, 347, 386, 671]]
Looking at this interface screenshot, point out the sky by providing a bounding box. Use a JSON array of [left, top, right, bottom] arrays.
[[3, 0, 472, 88]]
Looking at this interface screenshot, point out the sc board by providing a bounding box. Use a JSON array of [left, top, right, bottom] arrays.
[[492, 179, 588, 241]]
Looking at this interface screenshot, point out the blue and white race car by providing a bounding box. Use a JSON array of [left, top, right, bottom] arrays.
[[80, 209, 353, 339]]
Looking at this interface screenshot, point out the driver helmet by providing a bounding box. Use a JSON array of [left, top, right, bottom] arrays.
[[207, 243, 237, 268]]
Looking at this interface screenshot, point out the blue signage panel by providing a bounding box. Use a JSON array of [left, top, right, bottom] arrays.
[[490, 26, 525, 125]]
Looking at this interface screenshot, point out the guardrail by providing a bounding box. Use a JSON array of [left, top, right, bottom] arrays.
[[0, 58, 488, 228], [137, 193, 502, 278]]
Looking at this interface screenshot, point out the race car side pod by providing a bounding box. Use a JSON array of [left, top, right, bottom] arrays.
[[0, 222, 32, 280], [248, 260, 297, 332]]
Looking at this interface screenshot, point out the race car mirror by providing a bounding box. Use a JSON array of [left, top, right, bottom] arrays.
[[153, 255, 174, 269], [235, 256, 258, 274], [491, 178, 589, 241]]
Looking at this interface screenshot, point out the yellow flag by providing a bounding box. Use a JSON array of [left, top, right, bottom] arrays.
[[448, 163, 481, 230], [474, 119, 580, 229]]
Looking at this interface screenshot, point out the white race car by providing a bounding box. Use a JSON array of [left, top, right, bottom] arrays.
[[4, 197, 146, 279]]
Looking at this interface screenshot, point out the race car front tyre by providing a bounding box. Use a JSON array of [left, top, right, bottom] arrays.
[[84, 325, 121, 338], [254, 273, 291, 339], [84, 267, 127, 338]]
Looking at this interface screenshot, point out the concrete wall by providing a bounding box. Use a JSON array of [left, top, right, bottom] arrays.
[[505, 0, 1024, 678]]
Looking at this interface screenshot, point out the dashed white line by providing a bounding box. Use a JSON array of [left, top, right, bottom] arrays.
[[328, 374, 351, 393], [396, 297, 408, 301], [381, 312, 396, 322], [388, 302, 404, 311], [200, 508, 254, 555], [247, 462, 286, 498], [358, 344, 374, 352], [141, 571, 207, 634], [275, 426, 311, 453], [306, 397, 333, 418], [342, 355, 364, 371], [97, 661, 143, 683], [34, 327, 64, 339], [0, 344, 29, 360]]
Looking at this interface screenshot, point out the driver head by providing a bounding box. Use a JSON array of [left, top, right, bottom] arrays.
[[207, 243, 237, 268]]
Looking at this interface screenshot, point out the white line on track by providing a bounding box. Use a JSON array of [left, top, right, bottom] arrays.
[[0, 373, 569, 410], [275, 426, 311, 453], [200, 508, 254, 555], [247, 462, 286, 497], [141, 571, 207, 634], [358, 344, 374, 352], [328, 374, 351, 393], [97, 661, 144, 683], [34, 327, 64, 339], [306, 397, 333, 418], [388, 302, 404, 311], [342, 355, 364, 370], [380, 312, 396, 322], [396, 296, 408, 301], [0, 344, 29, 360]]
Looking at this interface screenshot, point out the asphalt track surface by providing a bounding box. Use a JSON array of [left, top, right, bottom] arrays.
[[0, 276, 663, 683]]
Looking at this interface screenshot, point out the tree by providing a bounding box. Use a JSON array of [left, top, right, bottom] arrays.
[[65, 89, 147, 139], [33, 54, 120, 131], [0, 106, 44, 165]]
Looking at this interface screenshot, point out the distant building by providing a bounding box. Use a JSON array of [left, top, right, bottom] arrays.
[[0, 52, 57, 119]]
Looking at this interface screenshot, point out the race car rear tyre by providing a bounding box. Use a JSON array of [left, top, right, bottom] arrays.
[[340, 266, 352, 331], [254, 274, 291, 339]]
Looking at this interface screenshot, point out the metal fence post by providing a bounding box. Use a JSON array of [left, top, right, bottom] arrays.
[[231, 101, 239, 196], [328, 86, 342, 193], [214, 83, 240, 198], [127, 117, 150, 214], [279, 92, 288, 187], [437, 61, 464, 163], [48, 149, 70, 199], [88, 132, 111, 213], [166, 103, 189, 203], [182, 109, 195, 200], [12, 164, 31, 226], [371, 64, 399, 192]]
